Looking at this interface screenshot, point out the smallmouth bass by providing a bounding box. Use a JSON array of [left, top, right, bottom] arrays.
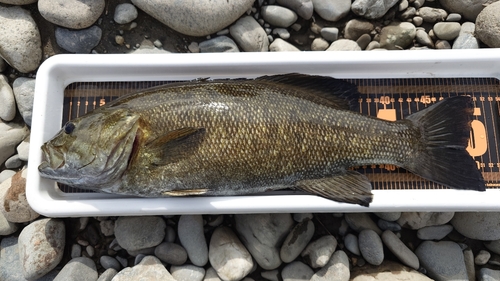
[[39, 74, 485, 206]]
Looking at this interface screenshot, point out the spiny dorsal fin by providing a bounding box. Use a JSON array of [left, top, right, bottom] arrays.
[[146, 127, 206, 166], [295, 171, 373, 206], [255, 73, 359, 110]]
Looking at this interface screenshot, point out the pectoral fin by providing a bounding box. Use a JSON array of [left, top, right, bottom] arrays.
[[147, 127, 206, 166], [163, 189, 209, 196], [295, 171, 373, 207]]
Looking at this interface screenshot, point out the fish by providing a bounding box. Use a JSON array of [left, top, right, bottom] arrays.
[[38, 74, 485, 206]]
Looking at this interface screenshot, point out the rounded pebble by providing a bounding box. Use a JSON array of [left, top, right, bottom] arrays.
[[199, 36, 239, 53], [280, 219, 315, 263], [418, 7, 448, 23], [359, 229, 384, 266], [114, 216, 166, 251], [344, 19, 374, 41], [0, 168, 40, 223], [345, 213, 382, 235], [433, 22, 461, 40], [55, 26, 102, 54], [0, 75, 15, 122], [344, 233, 360, 255], [100, 256, 121, 271], [397, 212, 454, 229], [154, 242, 188, 265], [313, 0, 352, 21], [38, 0, 105, 29], [417, 224, 453, 240], [382, 230, 419, 270], [282, 261, 314, 281], [377, 219, 402, 232], [475, 250, 491, 265], [170, 264, 205, 281], [475, 1, 500, 48], [261, 5, 297, 27], [301, 235, 337, 268], [327, 39, 362, 51], [71, 244, 82, 258], [451, 212, 500, 240], [276, 0, 313, 19], [415, 241, 468, 281], [310, 250, 350, 281], [230, 16, 269, 52], [379, 22, 416, 50], [114, 3, 138, 24], [269, 38, 300, 51], [178, 215, 208, 266], [53, 257, 97, 281]]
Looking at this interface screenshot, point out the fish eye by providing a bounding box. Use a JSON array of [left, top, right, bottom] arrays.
[[64, 122, 75, 134]]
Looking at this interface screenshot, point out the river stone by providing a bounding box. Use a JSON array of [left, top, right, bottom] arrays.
[[326, 39, 362, 51], [344, 19, 374, 41], [230, 16, 269, 52], [418, 7, 447, 23], [310, 250, 350, 281], [379, 22, 416, 50], [479, 268, 500, 281], [16, 138, 29, 162], [112, 256, 176, 281], [345, 213, 382, 235], [261, 5, 297, 28], [280, 219, 314, 263], [344, 233, 360, 255], [397, 212, 454, 229], [12, 77, 35, 126], [415, 241, 468, 281], [38, 0, 104, 29], [351, 0, 399, 19], [261, 270, 279, 281], [53, 257, 97, 281], [97, 268, 118, 281], [269, 38, 300, 51], [439, 0, 490, 21], [0, 170, 16, 183], [19, 218, 65, 280], [131, 0, 254, 37], [209, 226, 253, 281], [453, 22, 479, 49], [374, 212, 401, 222], [199, 36, 239, 53], [0, 209, 17, 235], [382, 230, 419, 270], [0, 168, 40, 223], [100, 256, 121, 271], [451, 212, 500, 240], [485, 239, 500, 255], [301, 235, 336, 268], [114, 3, 138, 24], [359, 229, 384, 266], [0, 6, 42, 73], [204, 267, 222, 281], [417, 224, 453, 240], [0, 237, 25, 281], [350, 260, 433, 281], [154, 242, 187, 265], [114, 216, 166, 251], [415, 29, 434, 48], [178, 215, 208, 266], [320, 27, 339, 41], [235, 213, 294, 270], [311, 38, 329, 51], [282, 261, 314, 281], [0, 119, 29, 166], [475, 1, 500, 48], [55, 26, 102, 54], [171, 265, 205, 281], [312, 0, 351, 21], [276, 0, 313, 19], [0, 75, 15, 122], [433, 22, 461, 41]]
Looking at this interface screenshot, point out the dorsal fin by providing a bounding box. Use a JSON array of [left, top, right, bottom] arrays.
[[255, 73, 359, 110]]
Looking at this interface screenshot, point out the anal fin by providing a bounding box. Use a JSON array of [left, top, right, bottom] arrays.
[[295, 171, 373, 207], [163, 189, 209, 196]]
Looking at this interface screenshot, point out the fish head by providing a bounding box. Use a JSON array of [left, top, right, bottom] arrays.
[[38, 108, 141, 190]]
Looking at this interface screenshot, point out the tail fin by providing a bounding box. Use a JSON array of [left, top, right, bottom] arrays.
[[403, 96, 485, 191]]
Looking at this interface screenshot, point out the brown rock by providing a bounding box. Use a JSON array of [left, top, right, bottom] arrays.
[[0, 168, 40, 223]]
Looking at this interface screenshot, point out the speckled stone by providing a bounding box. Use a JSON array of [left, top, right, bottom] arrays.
[[310, 250, 350, 281], [53, 257, 97, 281], [112, 256, 175, 281], [301, 235, 337, 268], [230, 16, 269, 52], [178, 215, 208, 267], [114, 216, 166, 251], [38, 0, 104, 29], [415, 241, 468, 281], [0, 168, 40, 223]]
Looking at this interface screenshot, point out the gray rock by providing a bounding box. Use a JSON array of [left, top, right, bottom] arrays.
[[382, 230, 419, 270], [475, 1, 500, 48], [435, 40, 451, 49], [417, 224, 453, 240], [415, 29, 434, 48], [204, 267, 222, 281], [131, 0, 254, 37], [350, 260, 433, 281], [479, 268, 500, 281], [301, 235, 337, 268], [344, 233, 360, 255], [114, 3, 138, 24], [374, 212, 401, 222], [0, 119, 29, 165], [311, 38, 329, 51], [320, 27, 339, 41], [0, 75, 15, 122], [446, 13, 462, 22], [178, 216, 207, 268], [0, 6, 42, 73], [344, 19, 374, 41], [230, 16, 269, 52], [164, 225, 176, 242], [399, 0, 408, 11], [261, 270, 279, 281], [0, 237, 25, 281], [453, 22, 479, 49], [326, 39, 362, 51], [415, 241, 468, 281], [312, 0, 351, 21], [377, 219, 402, 232], [281, 219, 315, 263], [127, 246, 156, 257], [485, 239, 500, 255], [433, 22, 461, 40], [451, 212, 500, 240], [97, 268, 118, 281], [310, 250, 350, 281], [397, 212, 454, 230], [100, 256, 121, 271], [71, 244, 82, 258], [0, 210, 17, 235], [379, 22, 416, 50], [439, 0, 490, 21], [16, 138, 29, 162], [112, 256, 175, 281], [413, 16, 423, 26], [154, 242, 187, 265], [116, 256, 128, 268], [0, 169, 16, 183], [0, 168, 40, 223], [345, 213, 382, 235], [5, 155, 22, 169], [282, 261, 314, 281], [53, 257, 97, 281], [269, 38, 300, 51], [100, 220, 115, 236], [276, 0, 313, 19], [463, 248, 475, 281], [475, 250, 491, 265], [261, 5, 297, 27], [38, 0, 104, 29], [418, 7, 447, 23], [55, 26, 102, 54], [235, 213, 294, 270], [359, 229, 384, 266], [351, 0, 399, 19], [399, 6, 416, 20], [209, 226, 253, 281], [293, 213, 313, 222], [199, 36, 239, 53], [272, 28, 290, 40], [114, 216, 166, 251], [171, 265, 205, 281], [12, 77, 35, 127], [19, 218, 65, 280]]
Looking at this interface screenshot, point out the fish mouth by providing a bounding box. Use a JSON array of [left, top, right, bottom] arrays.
[[38, 143, 65, 177]]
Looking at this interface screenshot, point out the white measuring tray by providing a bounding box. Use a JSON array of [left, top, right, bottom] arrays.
[[27, 49, 500, 217]]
